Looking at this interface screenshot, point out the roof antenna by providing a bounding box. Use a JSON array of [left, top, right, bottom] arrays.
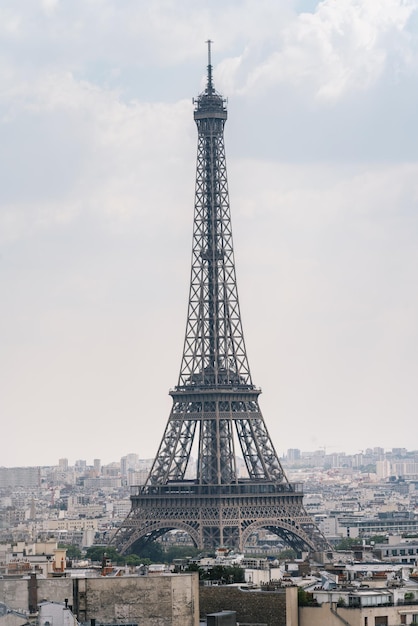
[[206, 39, 213, 94]]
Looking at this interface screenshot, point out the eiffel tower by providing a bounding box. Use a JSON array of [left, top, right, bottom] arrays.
[[112, 43, 330, 556]]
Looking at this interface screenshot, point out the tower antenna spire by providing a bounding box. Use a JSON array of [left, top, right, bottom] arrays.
[[206, 39, 213, 93]]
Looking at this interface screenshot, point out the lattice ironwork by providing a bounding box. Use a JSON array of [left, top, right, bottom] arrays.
[[112, 42, 330, 556]]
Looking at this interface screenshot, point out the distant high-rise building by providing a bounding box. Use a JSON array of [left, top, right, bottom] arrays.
[[0, 467, 40, 489], [120, 454, 139, 476], [287, 449, 301, 462], [376, 459, 391, 479], [392, 448, 408, 457], [58, 458, 69, 471]]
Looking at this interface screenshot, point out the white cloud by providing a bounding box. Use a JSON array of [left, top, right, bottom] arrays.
[[0, 66, 195, 245], [41, 0, 59, 16], [221, 0, 417, 101]]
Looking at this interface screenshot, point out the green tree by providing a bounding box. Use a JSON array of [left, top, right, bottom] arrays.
[[85, 545, 124, 565], [59, 544, 81, 559], [131, 541, 165, 563], [185, 562, 200, 572], [334, 537, 360, 551], [125, 554, 147, 566], [278, 548, 297, 560], [164, 545, 201, 562], [298, 588, 316, 606], [196, 564, 244, 583], [369, 535, 387, 545]]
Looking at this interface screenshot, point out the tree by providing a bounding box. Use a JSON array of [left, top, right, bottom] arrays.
[[184, 563, 200, 572], [125, 554, 147, 567], [193, 564, 245, 584], [85, 545, 124, 565], [59, 544, 81, 559], [334, 537, 360, 551], [298, 589, 316, 606], [278, 548, 297, 560], [164, 545, 201, 562], [369, 535, 387, 545], [131, 541, 165, 563]]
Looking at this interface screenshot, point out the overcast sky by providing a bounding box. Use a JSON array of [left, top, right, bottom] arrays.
[[1, 0, 418, 468]]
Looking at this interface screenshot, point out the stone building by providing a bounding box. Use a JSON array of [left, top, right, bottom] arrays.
[[0, 572, 199, 626], [299, 601, 418, 625], [199, 585, 298, 626]]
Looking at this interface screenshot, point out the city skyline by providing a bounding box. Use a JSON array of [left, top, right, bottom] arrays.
[[1, 1, 418, 467], [1, 443, 417, 471]]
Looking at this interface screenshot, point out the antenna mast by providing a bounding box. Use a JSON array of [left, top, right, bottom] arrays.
[[206, 39, 213, 93]]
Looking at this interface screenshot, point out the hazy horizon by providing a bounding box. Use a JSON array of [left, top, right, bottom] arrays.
[[1, 444, 415, 470]]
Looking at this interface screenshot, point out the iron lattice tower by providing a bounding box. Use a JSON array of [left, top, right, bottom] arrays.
[[112, 43, 330, 555]]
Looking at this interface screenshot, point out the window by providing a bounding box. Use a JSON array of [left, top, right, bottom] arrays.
[[374, 617, 388, 625]]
